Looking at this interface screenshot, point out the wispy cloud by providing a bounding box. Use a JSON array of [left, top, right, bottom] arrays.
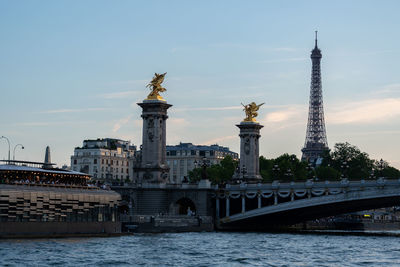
[[273, 47, 297, 52], [174, 106, 242, 112], [326, 98, 400, 124], [112, 115, 133, 133], [259, 57, 307, 64], [203, 135, 236, 145], [371, 83, 400, 96], [98, 91, 141, 99], [208, 43, 297, 52], [169, 118, 189, 127], [107, 79, 148, 86], [13, 121, 94, 127], [40, 108, 109, 114], [263, 106, 306, 123]]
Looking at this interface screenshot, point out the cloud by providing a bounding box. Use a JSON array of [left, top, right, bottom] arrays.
[[259, 57, 307, 64], [169, 118, 189, 127], [112, 115, 132, 133], [98, 91, 141, 99], [203, 135, 237, 145], [14, 122, 51, 127], [371, 83, 400, 96], [107, 79, 148, 86], [326, 98, 400, 124], [174, 106, 242, 112], [273, 47, 297, 52], [40, 108, 108, 114], [207, 43, 297, 53]]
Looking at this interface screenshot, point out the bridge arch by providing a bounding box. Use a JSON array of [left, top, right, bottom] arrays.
[[176, 197, 197, 215], [217, 180, 400, 230]]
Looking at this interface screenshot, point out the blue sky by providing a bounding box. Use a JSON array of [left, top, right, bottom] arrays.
[[1, 0, 400, 168]]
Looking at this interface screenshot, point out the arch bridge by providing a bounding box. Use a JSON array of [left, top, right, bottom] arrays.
[[215, 178, 400, 230]]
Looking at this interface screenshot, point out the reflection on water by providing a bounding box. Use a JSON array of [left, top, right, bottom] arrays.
[[1, 232, 400, 266]]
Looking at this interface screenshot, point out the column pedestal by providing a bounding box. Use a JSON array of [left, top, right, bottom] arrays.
[[236, 122, 263, 183], [135, 99, 172, 183]]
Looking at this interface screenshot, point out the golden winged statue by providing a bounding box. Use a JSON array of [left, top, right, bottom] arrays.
[[241, 102, 265, 122], [146, 72, 167, 101]]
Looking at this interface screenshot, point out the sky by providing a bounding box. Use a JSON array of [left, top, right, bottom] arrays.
[[0, 0, 400, 169]]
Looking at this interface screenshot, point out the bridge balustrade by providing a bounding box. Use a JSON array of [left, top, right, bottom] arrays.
[[215, 178, 400, 220]]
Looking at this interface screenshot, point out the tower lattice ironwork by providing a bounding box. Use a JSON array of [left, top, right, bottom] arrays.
[[301, 32, 329, 163]]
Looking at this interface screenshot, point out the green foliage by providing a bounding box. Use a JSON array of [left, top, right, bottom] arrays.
[[190, 142, 400, 184], [188, 155, 237, 184], [315, 166, 341, 181], [320, 142, 399, 180], [259, 154, 309, 182]]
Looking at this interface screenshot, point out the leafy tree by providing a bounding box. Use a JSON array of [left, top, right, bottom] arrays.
[[315, 166, 341, 181], [259, 154, 308, 182], [188, 155, 237, 184], [319, 142, 399, 180]]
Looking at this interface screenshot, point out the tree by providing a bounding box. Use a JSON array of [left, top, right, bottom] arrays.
[[259, 154, 308, 182], [319, 142, 399, 180], [188, 155, 237, 184]]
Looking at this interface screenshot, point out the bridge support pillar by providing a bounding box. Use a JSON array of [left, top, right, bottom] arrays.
[[235, 121, 263, 183], [226, 197, 230, 217], [241, 196, 245, 213], [274, 192, 278, 205], [257, 194, 261, 208], [135, 100, 172, 183]]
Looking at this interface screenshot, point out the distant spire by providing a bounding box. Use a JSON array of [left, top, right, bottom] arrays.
[[315, 30, 318, 48]]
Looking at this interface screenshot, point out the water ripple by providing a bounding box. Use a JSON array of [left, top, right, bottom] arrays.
[[1, 232, 400, 266]]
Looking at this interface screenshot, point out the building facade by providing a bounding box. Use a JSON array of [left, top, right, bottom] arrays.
[[71, 138, 136, 181], [166, 143, 238, 184]]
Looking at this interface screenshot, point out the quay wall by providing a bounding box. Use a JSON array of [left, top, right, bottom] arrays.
[[0, 221, 121, 238]]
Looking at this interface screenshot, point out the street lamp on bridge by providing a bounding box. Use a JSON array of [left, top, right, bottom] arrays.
[[0, 136, 11, 163], [13, 144, 24, 161]]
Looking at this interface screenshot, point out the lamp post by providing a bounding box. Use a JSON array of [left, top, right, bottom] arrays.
[[341, 159, 349, 180], [13, 144, 24, 161], [200, 157, 210, 180], [284, 168, 293, 181], [378, 158, 385, 178], [0, 136, 11, 162], [272, 164, 280, 180]]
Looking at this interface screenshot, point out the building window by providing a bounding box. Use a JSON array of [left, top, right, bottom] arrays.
[[73, 159, 77, 164], [102, 159, 104, 164], [200, 151, 205, 157], [191, 150, 196, 155], [94, 159, 97, 164]]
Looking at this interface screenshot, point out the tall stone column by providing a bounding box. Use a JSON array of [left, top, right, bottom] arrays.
[[237, 122, 263, 182], [136, 100, 172, 183], [134, 73, 171, 184]]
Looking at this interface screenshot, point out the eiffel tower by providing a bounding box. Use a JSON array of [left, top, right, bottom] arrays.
[[301, 31, 329, 164]]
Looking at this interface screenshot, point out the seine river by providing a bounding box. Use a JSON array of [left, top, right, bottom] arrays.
[[1, 232, 400, 266]]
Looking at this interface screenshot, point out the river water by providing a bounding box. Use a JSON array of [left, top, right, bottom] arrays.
[[1, 232, 400, 266]]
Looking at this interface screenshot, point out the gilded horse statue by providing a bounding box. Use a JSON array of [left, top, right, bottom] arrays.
[[241, 102, 264, 122], [146, 72, 167, 101]]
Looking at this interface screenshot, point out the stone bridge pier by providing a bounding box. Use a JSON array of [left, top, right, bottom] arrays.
[[112, 183, 215, 217]]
